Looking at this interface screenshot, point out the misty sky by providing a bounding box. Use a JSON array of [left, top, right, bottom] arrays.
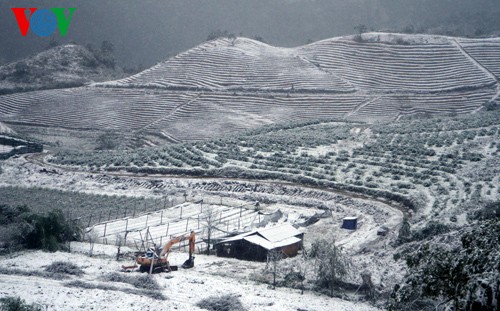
[[1, 0, 499, 67]]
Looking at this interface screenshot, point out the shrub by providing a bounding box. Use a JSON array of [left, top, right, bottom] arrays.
[[390, 220, 499, 311], [23, 209, 81, 251], [410, 221, 451, 242], [66, 280, 166, 300], [45, 261, 84, 276], [102, 272, 161, 290], [468, 200, 500, 221], [0, 296, 43, 311], [0, 205, 30, 225], [95, 131, 124, 150], [196, 295, 247, 311], [130, 274, 161, 290]]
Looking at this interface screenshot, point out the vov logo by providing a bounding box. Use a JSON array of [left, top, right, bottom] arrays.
[[11, 8, 76, 37]]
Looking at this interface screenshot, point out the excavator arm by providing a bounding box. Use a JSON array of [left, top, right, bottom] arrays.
[[160, 231, 196, 257]]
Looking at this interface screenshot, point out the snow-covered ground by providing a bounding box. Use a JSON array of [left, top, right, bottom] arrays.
[[0, 154, 405, 310], [0, 242, 380, 311]]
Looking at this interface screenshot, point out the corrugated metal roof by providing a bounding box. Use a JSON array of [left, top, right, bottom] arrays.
[[243, 235, 274, 250], [271, 236, 301, 249], [243, 235, 301, 250], [218, 230, 257, 243], [257, 224, 302, 243], [218, 223, 302, 245]]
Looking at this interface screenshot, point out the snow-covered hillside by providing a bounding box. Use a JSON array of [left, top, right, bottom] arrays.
[[0, 44, 125, 94], [0, 33, 499, 147]]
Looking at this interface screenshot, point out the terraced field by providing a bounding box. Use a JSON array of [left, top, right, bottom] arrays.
[[51, 110, 500, 224], [299, 38, 495, 92], [459, 37, 500, 80], [0, 33, 499, 147], [108, 38, 355, 92]]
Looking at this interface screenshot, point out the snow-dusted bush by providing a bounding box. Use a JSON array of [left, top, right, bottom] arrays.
[[390, 220, 499, 310], [45, 261, 84, 276], [0, 296, 43, 311], [66, 280, 166, 300], [196, 294, 247, 311], [23, 209, 81, 252], [102, 272, 161, 291]]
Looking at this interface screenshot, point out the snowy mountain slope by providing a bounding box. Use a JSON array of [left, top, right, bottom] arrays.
[[102, 37, 355, 92], [0, 44, 124, 94], [0, 33, 499, 147], [104, 33, 498, 94]]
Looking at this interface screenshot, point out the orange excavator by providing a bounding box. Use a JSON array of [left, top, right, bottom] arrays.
[[133, 231, 196, 273]]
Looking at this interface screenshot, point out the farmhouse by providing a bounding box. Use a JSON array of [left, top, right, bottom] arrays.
[[215, 224, 303, 261]]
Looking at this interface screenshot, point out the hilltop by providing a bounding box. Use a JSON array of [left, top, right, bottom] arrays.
[[0, 44, 125, 94], [0, 33, 499, 148], [102, 33, 499, 94]]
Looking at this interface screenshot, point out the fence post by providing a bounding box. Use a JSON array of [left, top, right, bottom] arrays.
[[145, 214, 149, 228], [125, 219, 129, 232], [124, 206, 128, 217], [166, 223, 169, 237], [87, 215, 93, 227], [186, 218, 189, 231], [198, 215, 200, 229], [108, 210, 112, 221], [103, 223, 107, 237], [98, 211, 102, 223], [160, 211, 164, 225], [180, 205, 183, 219], [240, 205, 243, 218]]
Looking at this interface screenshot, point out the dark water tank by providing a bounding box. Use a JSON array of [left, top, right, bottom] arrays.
[[342, 217, 357, 230]]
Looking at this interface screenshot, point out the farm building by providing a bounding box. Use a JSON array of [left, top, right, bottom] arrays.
[[215, 224, 304, 261]]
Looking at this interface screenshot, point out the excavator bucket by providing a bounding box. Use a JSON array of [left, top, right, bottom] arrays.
[[181, 256, 195, 269]]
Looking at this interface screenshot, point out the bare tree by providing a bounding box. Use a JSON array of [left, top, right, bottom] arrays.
[[86, 229, 99, 257], [267, 249, 283, 289], [115, 233, 124, 261], [354, 24, 368, 35], [201, 205, 219, 255], [295, 251, 310, 294], [311, 238, 351, 297], [354, 24, 368, 42]]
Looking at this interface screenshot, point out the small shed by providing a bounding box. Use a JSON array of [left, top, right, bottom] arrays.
[[342, 217, 358, 230], [377, 226, 389, 236], [215, 224, 303, 261]]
